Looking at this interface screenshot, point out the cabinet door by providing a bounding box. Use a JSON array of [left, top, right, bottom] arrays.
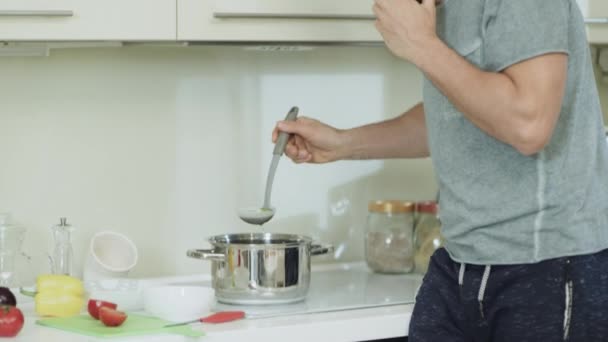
[[178, 0, 381, 42], [577, 0, 608, 44], [0, 0, 176, 41]]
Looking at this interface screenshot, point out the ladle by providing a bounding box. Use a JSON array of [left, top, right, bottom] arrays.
[[238, 106, 299, 225]]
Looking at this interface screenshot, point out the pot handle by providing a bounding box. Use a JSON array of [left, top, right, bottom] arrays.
[[310, 244, 334, 256], [187, 249, 225, 261]]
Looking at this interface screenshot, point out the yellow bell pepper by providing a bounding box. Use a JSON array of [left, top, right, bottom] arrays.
[[22, 275, 84, 317]]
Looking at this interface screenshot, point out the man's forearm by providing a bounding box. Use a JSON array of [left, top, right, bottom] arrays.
[[342, 103, 429, 160]]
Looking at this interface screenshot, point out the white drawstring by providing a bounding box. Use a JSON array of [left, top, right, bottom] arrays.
[[563, 280, 573, 340], [458, 263, 492, 320], [458, 263, 466, 286], [563, 259, 572, 341], [478, 265, 492, 319]]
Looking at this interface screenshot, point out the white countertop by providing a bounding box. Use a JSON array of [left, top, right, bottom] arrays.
[[16, 303, 413, 342], [14, 263, 420, 342]]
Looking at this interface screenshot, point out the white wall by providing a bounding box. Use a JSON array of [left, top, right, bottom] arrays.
[[0, 45, 436, 285]]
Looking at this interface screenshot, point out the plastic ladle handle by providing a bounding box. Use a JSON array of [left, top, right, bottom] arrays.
[[200, 311, 246, 324], [163, 311, 246, 328], [273, 106, 299, 156]]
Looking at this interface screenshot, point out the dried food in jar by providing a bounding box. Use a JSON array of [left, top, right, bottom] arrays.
[[414, 230, 444, 274], [365, 229, 414, 273], [414, 201, 443, 274]]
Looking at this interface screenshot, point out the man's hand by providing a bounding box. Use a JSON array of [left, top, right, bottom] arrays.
[[272, 117, 348, 164], [373, 0, 438, 64]]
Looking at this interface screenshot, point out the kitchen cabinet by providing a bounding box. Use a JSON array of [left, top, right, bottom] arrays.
[[0, 0, 176, 41], [177, 0, 381, 42], [577, 0, 608, 44]]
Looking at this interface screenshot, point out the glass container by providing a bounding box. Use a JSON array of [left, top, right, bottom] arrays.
[[414, 201, 444, 274], [365, 200, 415, 274], [0, 213, 26, 287]]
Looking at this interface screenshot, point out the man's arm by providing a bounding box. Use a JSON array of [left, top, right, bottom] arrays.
[[345, 103, 430, 159], [417, 41, 567, 156], [373, 0, 568, 156], [275, 103, 429, 163]]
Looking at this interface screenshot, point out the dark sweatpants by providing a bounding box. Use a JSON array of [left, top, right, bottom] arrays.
[[409, 248, 608, 342]]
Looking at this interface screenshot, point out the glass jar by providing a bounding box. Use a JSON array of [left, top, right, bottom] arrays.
[[365, 200, 415, 274], [0, 213, 26, 287], [414, 201, 444, 274]]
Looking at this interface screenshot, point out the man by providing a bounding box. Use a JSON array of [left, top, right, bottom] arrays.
[[273, 0, 608, 340]]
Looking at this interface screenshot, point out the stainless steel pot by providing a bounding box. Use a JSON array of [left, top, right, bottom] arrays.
[[187, 233, 332, 305]]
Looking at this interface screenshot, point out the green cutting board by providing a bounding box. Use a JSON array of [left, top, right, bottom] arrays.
[[37, 314, 204, 339]]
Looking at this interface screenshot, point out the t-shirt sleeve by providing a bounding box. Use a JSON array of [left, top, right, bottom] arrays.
[[482, 0, 570, 72]]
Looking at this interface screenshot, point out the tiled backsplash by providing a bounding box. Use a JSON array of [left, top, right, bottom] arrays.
[[0, 46, 436, 284]]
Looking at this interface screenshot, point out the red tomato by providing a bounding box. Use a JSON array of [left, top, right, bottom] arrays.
[[99, 307, 127, 327], [87, 299, 118, 320], [0, 305, 24, 337]]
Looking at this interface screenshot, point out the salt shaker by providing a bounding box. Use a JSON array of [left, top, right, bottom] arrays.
[[50, 217, 74, 276]]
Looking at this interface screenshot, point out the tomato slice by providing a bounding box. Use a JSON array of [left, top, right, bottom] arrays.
[[99, 307, 127, 327]]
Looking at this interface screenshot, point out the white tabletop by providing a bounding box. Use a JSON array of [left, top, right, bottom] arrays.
[[16, 303, 413, 342], [14, 263, 420, 342]]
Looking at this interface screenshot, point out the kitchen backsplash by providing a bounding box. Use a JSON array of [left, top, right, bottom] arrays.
[[1, 45, 606, 285], [0, 45, 436, 284], [594, 50, 608, 124]]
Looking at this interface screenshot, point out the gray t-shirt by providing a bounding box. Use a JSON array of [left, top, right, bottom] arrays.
[[423, 0, 608, 264]]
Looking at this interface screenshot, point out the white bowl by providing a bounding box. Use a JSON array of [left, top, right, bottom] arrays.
[[143, 285, 215, 322]]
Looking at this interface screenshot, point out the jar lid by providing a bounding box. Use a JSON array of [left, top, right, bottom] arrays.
[[368, 200, 415, 213], [417, 201, 438, 214]]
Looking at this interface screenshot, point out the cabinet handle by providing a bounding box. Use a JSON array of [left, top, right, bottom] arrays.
[[214, 12, 376, 20], [585, 18, 608, 24], [0, 10, 73, 17]]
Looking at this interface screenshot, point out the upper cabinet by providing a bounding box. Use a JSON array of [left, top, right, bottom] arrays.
[[577, 0, 608, 44], [0, 0, 604, 44], [0, 0, 176, 41], [177, 0, 381, 42]]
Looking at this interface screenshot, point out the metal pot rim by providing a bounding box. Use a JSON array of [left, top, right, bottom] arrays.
[[208, 232, 313, 248]]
